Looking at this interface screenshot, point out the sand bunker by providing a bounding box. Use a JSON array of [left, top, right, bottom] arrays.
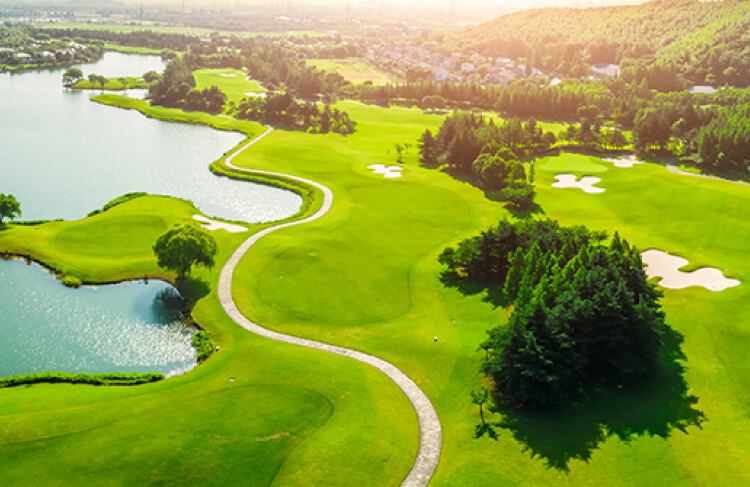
[[193, 215, 247, 233], [367, 164, 403, 179], [552, 174, 604, 193], [244, 91, 267, 98], [641, 249, 740, 291], [602, 154, 644, 168], [219, 73, 237, 77]]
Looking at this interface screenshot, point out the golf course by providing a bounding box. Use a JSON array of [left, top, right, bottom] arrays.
[[1, 59, 749, 487]]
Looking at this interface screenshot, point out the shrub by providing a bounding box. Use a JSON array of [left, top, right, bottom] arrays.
[[192, 330, 214, 362], [0, 371, 164, 388], [59, 274, 82, 288]]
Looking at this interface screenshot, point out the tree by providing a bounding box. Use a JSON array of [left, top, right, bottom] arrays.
[[63, 67, 82, 86], [0, 193, 21, 225], [153, 223, 218, 286], [143, 70, 160, 83], [118, 77, 128, 88]]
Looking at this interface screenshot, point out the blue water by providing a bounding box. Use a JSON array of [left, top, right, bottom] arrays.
[[0, 52, 301, 222], [0, 52, 299, 377]]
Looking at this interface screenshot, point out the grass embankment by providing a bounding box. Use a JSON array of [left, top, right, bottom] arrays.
[[92, 93, 263, 135], [71, 76, 149, 90], [305, 58, 394, 85], [0, 163, 415, 485], [223, 100, 750, 486]]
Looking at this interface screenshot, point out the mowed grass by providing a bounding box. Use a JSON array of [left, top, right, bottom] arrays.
[[0, 194, 416, 486], [4, 95, 748, 485], [225, 101, 750, 486], [306, 58, 394, 85], [193, 68, 266, 106], [72, 76, 149, 90]]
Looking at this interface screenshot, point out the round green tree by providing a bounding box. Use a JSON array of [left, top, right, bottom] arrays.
[[153, 223, 218, 286], [0, 193, 21, 225]]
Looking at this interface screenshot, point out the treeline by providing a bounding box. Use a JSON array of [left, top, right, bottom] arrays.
[[439, 219, 666, 409], [29, 27, 199, 52], [445, 0, 750, 85], [631, 91, 750, 173], [234, 93, 356, 134], [148, 57, 226, 112]]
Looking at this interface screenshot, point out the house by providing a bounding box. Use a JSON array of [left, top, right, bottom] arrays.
[[433, 68, 450, 81], [461, 62, 476, 73], [15, 53, 32, 64]]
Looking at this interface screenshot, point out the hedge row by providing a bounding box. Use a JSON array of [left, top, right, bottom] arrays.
[[0, 371, 165, 388]]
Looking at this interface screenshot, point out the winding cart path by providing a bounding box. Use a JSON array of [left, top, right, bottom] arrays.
[[217, 127, 442, 487]]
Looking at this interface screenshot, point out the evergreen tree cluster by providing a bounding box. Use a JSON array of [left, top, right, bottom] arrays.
[[440, 219, 666, 409], [234, 93, 356, 135], [696, 103, 750, 173]]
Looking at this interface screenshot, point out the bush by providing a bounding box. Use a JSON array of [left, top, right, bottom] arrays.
[[59, 274, 82, 288], [0, 371, 164, 388], [192, 330, 214, 362]]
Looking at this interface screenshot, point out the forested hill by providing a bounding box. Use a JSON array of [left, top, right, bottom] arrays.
[[445, 0, 750, 85]]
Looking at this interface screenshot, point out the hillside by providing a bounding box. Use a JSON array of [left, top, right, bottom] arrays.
[[445, 0, 750, 85]]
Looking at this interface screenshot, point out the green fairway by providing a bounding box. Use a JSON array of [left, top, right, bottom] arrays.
[[305, 58, 394, 85], [223, 101, 750, 486], [194, 68, 266, 106], [2, 93, 749, 486]]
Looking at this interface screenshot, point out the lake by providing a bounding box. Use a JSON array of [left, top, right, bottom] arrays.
[[0, 52, 301, 223], [0, 259, 196, 378], [0, 52, 298, 378]]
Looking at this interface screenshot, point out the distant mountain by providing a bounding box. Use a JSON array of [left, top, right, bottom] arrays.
[[445, 0, 750, 85]]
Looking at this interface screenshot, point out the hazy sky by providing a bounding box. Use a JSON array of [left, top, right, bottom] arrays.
[[2, 0, 649, 22]]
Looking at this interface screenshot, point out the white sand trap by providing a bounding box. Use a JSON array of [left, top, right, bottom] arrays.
[[641, 250, 740, 291], [193, 215, 247, 233], [244, 91, 268, 98], [602, 154, 644, 168], [552, 174, 604, 193], [367, 164, 403, 179], [219, 73, 237, 77]]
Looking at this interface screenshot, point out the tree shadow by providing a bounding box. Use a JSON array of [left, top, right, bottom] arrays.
[[178, 275, 211, 309], [478, 327, 706, 471], [439, 270, 511, 308]]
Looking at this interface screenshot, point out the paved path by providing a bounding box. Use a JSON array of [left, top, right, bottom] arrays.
[[666, 162, 749, 186], [217, 127, 442, 487]]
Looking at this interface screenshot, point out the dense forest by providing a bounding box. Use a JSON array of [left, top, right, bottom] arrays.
[[439, 219, 667, 409], [446, 0, 750, 85]]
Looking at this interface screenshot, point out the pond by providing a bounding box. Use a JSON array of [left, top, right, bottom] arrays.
[[0, 52, 301, 223], [0, 259, 196, 378], [0, 52, 299, 379]]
